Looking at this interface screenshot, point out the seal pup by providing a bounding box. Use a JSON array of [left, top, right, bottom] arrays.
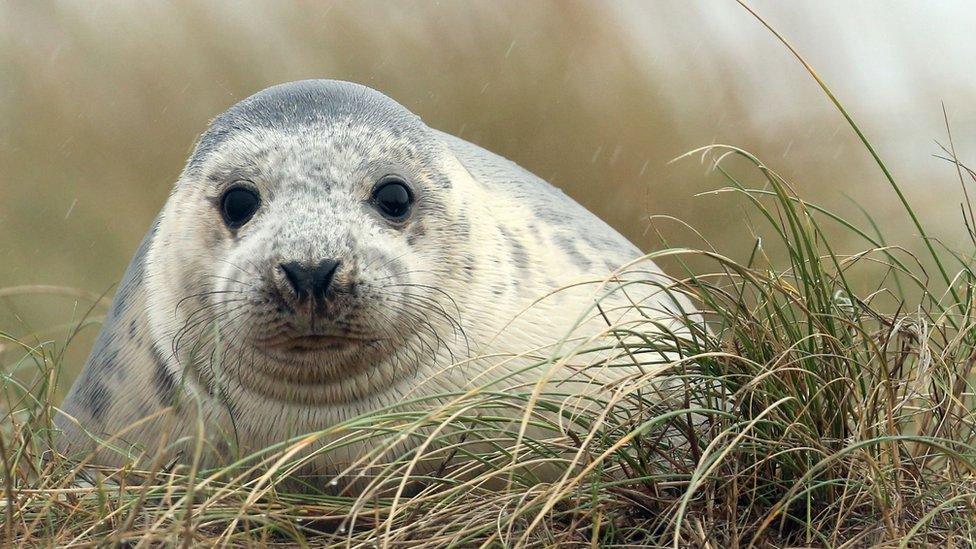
[[57, 80, 695, 481]]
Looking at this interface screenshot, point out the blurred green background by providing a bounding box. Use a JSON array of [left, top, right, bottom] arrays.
[[3, 1, 976, 389]]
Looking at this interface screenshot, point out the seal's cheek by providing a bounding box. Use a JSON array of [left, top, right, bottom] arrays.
[[405, 219, 427, 246]]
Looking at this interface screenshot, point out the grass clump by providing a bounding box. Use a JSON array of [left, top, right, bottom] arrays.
[[4, 138, 976, 547]]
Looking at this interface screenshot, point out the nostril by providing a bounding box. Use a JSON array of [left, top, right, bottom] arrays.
[[280, 261, 312, 298], [279, 259, 341, 301], [312, 259, 341, 296]]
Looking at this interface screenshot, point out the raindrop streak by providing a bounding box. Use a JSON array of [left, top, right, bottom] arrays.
[[64, 198, 78, 220], [504, 39, 517, 58], [591, 145, 603, 164], [638, 159, 650, 178]]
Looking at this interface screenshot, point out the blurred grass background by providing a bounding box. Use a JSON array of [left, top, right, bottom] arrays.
[[2, 0, 976, 389]]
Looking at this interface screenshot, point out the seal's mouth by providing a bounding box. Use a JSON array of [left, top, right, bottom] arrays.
[[255, 333, 375, 352]]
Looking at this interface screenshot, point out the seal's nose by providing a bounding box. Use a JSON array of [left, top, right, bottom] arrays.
[[279, 259, 341, 302]]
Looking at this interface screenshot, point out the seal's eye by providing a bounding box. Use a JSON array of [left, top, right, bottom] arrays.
[[371, 177, 414, 221], [220, 186, 260, 229]]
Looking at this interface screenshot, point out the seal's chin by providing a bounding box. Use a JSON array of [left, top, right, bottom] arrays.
[[229, 323, 397, 404]]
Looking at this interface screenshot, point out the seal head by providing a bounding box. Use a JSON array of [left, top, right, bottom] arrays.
[[150, 80, 470, 406]]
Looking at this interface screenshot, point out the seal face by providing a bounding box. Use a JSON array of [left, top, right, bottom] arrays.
[[149, 81, 467, 407], [57, 80, 694, 470]]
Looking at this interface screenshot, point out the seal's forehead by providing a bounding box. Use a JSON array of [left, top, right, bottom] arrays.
[[188, 80, 426, 172]]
